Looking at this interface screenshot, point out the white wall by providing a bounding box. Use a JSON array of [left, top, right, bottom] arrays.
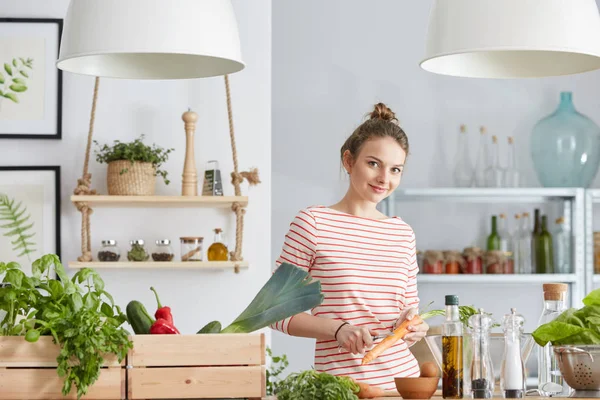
[[1, 1, 272, 338], [272, 0, 600, 375]]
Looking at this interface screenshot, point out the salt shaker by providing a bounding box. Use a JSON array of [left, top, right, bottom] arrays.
[[469, 308, 495, 399], [501, 308, 526, 398]]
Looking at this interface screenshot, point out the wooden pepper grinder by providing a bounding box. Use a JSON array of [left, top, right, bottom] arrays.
[[181, 108, 198, 196]]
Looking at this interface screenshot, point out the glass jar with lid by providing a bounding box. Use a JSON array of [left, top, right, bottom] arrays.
[[98, 240, 120, 262], [128, 239, 149, 262], [152, 239, 174, 261], [180, 237, 203, 261]]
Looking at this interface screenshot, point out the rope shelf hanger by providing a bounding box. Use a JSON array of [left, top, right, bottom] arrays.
[[74, 75, 260, 273]]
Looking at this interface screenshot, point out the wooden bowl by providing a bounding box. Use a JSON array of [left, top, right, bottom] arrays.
[[394, 377, 439, 399]]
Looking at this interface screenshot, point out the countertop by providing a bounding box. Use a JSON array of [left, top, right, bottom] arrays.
[[263, 391, 550, 399]]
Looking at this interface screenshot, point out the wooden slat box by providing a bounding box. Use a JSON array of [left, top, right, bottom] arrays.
[[127, 333, 266, 399], [0, 336, 124, 400]]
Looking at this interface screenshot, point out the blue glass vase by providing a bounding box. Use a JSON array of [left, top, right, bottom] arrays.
[[531, 92, 600, 188]]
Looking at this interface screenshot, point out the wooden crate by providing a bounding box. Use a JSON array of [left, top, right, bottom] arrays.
[[127, 333, 266, 399], [0, 336, 124, 400]]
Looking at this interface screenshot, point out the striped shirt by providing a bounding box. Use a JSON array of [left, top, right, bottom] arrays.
[[270, 206, 420, 390]]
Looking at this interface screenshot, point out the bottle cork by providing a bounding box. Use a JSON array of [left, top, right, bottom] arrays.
[[480, 126, 487, 135], [556, 216, 565, 224], [460, 124, 467, 133], [543, 283, 568, 300]]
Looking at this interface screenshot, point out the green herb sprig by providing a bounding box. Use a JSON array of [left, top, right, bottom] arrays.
[[94, 135, 174, 185], [276, 370, 359, 400], [0, 254, 132, 399], [266, 347, 289, 395]]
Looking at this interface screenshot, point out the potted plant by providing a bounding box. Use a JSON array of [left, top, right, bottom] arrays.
[[94, 135, 174, 196]]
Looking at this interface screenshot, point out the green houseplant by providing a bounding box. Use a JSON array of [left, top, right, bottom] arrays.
[[94, 135, 174, 195]]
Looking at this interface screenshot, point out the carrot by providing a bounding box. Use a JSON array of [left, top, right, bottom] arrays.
[[356, 381, 385, 398], [361, 314, 423, 365]]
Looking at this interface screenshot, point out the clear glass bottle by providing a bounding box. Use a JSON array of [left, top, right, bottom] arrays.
[[454, 124, 474, 187], [469, 309, 494, 399], [510, 214, 521, 274], [500, 308, 526, 398], [473, 126, 489, 188], [208, 228, 229, 261], [503, 136, 520, 188], [485, 135, 505, 188], [519, 212, 533, 274], [152, 239, 174, 262], [443, 295, 464, 399], [98, 240, 121, 262], [537, 283, 569, 396], [128, 239, 149, 262], [553, 217, 571, 274], [535, 215, 554, 274], [498, 213, 514, 272]]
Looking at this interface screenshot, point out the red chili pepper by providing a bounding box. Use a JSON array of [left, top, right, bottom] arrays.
[[150, 318, 180, 334], [150, 286, 174, 324]]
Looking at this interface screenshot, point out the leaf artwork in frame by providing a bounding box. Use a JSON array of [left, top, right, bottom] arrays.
[[0, 57, 34, 108], [0, 193, 37, 261]]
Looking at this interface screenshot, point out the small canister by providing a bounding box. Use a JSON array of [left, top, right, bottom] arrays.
[[98, 240, 120, 262], [485, 250, 506, 274], [128, 239, 149, 262], [180, 237, 204, 261], [443, 250, 464, 274], [463, 247, 483, 274], [152, 239, 174, 262], [423, 250, 444, 274]]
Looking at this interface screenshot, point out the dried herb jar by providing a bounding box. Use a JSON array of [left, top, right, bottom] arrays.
[[152, 239, 174, 262], [98, 240, 120, 262], [180, 237, 203, 261], [128, 239, 149, 262]]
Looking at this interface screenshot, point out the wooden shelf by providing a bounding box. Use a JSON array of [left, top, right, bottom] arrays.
[[68, 261, 249, 269], [418, 273, 577, 284], [70, 195, 248, 208]]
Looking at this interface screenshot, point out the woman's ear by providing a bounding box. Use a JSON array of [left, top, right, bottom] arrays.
[[342, 150, 353, 175]]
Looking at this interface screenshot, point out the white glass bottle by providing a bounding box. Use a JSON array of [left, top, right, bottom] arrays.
[[473, 126, 489, 188], [501, 308, 526, 398], [453, 124, 474, 187], [519, 213, 533, 274], [553, 217, 571, 274], [485, 135, 505, 188], [510, 214, 521, 274], [537, 284, 569, 396], [503, 136, 521, 187]]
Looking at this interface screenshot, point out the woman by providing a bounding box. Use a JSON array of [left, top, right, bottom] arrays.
[[270, 103, 428, 391]]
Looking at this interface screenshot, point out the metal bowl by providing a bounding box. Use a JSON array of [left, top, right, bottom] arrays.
[[554, 345, 600, 394]]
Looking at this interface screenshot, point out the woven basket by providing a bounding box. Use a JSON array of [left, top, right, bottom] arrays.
[[107, 160, 156, 195]]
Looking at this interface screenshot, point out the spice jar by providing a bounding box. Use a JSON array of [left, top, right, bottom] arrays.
[[485, 250, 506, 274], [463, 247, 483, 274], [504, 251, 515, 274], [423, 250, 444, 274], [443, 250, 464, 274], [128, 239, 149, 262], [180, 237, 203, 261], [152, 239, 174, 262], [98, 240, 120, 262]]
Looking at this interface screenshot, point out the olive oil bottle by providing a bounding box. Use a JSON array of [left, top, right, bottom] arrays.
[[443, 295, 464, 399], [207, 228, 229, 261]]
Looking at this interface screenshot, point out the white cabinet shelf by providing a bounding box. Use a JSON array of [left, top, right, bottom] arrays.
[[392, 187, 581, 203], [418, 274, 577, 284]]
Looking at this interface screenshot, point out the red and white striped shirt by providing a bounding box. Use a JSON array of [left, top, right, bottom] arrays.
[[271, 206, 420, 390]]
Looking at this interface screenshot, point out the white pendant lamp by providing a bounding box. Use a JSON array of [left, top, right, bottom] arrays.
[[420, 0, 600, 79], [56, 0, 244, 79]]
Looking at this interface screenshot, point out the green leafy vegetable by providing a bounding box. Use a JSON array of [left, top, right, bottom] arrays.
[[0, 254, 132, 399], [420, 303, 499, 329], [276, 370, 359, 400], [266, 347, 289, 396], [533, 288, 600, 346], [219, 262, 324, 333]]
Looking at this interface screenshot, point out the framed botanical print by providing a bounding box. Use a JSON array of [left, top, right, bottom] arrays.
[[0, 18, 63, 139], [0, 166, 61, 276]]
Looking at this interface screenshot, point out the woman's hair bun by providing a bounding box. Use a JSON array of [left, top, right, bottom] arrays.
[[369, 103, 397, 123]]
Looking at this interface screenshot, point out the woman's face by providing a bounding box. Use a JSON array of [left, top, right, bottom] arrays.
[[344, 136, 407, 204]]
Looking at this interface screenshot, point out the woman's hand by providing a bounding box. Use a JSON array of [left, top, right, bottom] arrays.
[[395, 307, 429, 347], [335, 323, 378, 355]]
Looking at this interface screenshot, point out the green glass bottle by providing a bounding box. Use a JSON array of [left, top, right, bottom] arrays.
[[487, 215, 501, 251], [531, 209, 542, 273], [535, 215, 555, 274]]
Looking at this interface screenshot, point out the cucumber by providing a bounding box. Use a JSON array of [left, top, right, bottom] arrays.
[[197, 320, 222, 334], [126, 300, 155, 334]]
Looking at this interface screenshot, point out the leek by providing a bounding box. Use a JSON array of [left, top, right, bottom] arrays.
[[220, 263, 324, 333]]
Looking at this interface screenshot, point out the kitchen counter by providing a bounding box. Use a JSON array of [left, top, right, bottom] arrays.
[[263, 391, 550, 399]]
